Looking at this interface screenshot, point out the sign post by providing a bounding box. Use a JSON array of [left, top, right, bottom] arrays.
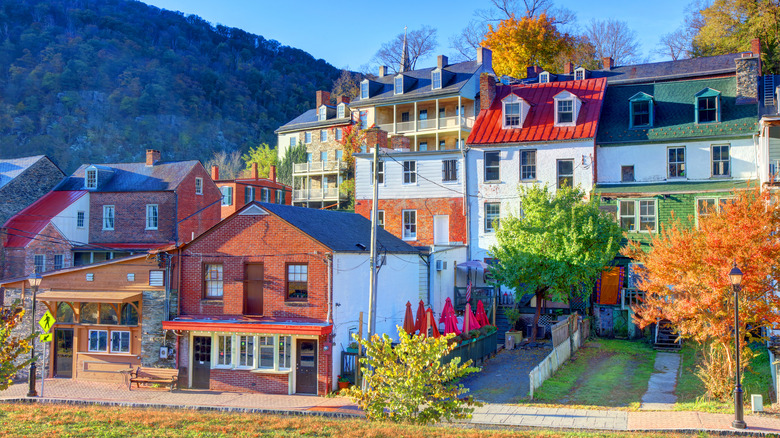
[[37, 311, 56, 398]]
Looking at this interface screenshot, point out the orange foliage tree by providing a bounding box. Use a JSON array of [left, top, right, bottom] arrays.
[[1, 304, 33, 390], [481, 13, 574, 78], [336, 123, 367, 207], [623, 186, 780, 399]]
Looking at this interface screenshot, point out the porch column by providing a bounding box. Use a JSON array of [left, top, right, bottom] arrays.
[[436, 98, 440, 130], [414, 101, 418, 133], [458, 95, 462, 129], [393, 104, 397, 134]]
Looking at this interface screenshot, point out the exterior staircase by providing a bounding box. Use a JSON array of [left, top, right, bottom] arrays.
[[654, 320, 681, 351], [494, 305, 512, 345], [764, 75, 776, 107]]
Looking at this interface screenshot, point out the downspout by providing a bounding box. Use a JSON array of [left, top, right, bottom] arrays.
[[461, 145, 470, 260], [326, 254, 332, 324], [176, 247, 183, 369]]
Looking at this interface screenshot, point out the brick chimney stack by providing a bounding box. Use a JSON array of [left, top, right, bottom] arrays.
[[336, 95, 350, 105], [480, 74, 496, 112], [364, 127, 388, 152], [251, 162, 258, 179], [379, 66, 388, 77], [602, 57, 614, 70], [269, 165, 277, 182], [751, 38, 761, 55], [437, 55, 448, 69], [477, 46, 492, 71], [211, 165, 219, 180], [564, 62, 574, 75], [315, 90, 331, 108], [146, 149, 161, 166], [526, 66, 543, 78]]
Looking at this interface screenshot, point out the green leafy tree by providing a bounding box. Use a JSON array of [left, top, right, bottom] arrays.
[[342, 327, 479, 424], [277, 142, 308, 187], [489, 185, 622, 341], [242, 143, 277, 178], [1, 303, 34, 391]]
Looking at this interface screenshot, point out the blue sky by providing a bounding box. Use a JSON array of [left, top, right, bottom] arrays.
[[141, 0, 690, 70]]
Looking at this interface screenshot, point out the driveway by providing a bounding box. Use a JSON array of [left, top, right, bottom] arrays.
[[460, 343, 552, 403]]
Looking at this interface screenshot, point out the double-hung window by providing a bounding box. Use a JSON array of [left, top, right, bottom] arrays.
[[88, 330, 108, 352], [245, 186, 255, 203], [619, 199, 656, 232], [287, 264, 308, 301], [319, 106, 326, 121], [520, 150, 536, 180], [695, 88, 721, 123], [484, 151, 500, 182], [668, 147, 685, 178], [305, 132, 312, 144], [394, 76, 403, 95], [195, 177, 203, 195], [258, 336, 274, 369], [275, 189, 284, 204], [442, 159, 458, 182], [221, 186, 233, 206], [574, 69, 585, 81], [403, 161, 416, 184], [402, 210, 417, 240], [34, 255, 45, 273], [145, 204, 158, 230], [502, 95, 521, 128], [557, 99, 574, 124], [485, 203, 500, 232], [103, 205, 115, 230], [359, 111, 368, 129], [77, 211, 85, 228], [238, 335, 254, 368], [216, 335, 232, 367], [712, 145, 730, 177], [110, 331, 130, 353], [377, 210, 385, 228], [85, 168, 97, 189], [360, 81, 368, 99], [261, 188, 271, 203], [335, 128, 343, 141], [557, 159, 574, 189], [371, 161, 384, 184], [320, 130, 327, 142], [432, 71, 442, 89], [53, 254, 64, 270], [337, 104, 345, 119], [204, 264, 223, 299]]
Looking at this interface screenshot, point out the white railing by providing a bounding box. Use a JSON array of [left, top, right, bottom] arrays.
[[375, 116, 475, 134], [770, 159, 780, 181], [293, 187, 341, 202], [621, 288, 645, 310], [292, 160, 345, 175]]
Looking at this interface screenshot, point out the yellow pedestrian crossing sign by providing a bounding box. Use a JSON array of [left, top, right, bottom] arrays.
[[38, 310, 56, 332], [39, 333, 53, 343]]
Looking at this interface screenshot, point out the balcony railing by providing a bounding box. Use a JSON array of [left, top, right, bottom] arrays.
[[293, 187, 342, 202], [770, 159, 780, 181], [621, 288, 645, 310], [376, 116, 475, 135], [293, 160, 346, 175]]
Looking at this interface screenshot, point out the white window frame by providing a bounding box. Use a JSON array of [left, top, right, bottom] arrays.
[[402, 210, 417, 240], [402, 160, 416, 184], [553, 91, 580, 127], [432, 70, 442, 89], [195, 177, 203, 195], [204, 264, 224, 299], [257, 335, 275, 369], [377, 210, 385, 228], [289, 137, 295, 147], [668, 146, 686, 179], [485, 202, 500, 232], [237, 335, 255, 369], [103, 205, 115, 230], [619, 199, 657, 233], [245, 185, 255, 203], [442, 159, 458, 182], [712, 144, 730, 177], [520, 150, 536, 181], [360, 81, 369, 99], [695, 196, 733, 226], [275, 189, 284, 204], [220, 186, 233, 206], [53, 254, 64, 270], [77, 211, 85, 228], [337, 104, 345, 119], [539, 71, 550, 83], [110, 331, 131, 353], [34, 254, 45, 273], [212, 334, 293, 371], [318, 106, 327, 121], [304, 132, 312, 144], [370, 161, 385, 184], [502, 94, 525, 129], [394, 75, 403, 95], [320, 130, 327, 142], [335, 128, 343, 141], [556, 159, 574, 189], [145, 204, 158, 230], [484, 151, 500, 182], [215, 334, 232, 368], [85, 168, 97, 189], [261, 188, 271, 203], [556, 99, 574, 125], [574, 68, 585, 81], [88, 329, 108, 352]]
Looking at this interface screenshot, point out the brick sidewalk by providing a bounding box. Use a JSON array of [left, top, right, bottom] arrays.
[[3, 379, 780, 434]]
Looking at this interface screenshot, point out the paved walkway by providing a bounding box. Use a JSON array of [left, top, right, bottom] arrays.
[[460, 343, 551, 403], [640, 352, 681, 410], [3, 379, 780, 434]]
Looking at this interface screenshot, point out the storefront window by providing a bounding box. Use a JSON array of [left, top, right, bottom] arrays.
[[120, 302, 139, 326], [110, 331, 130, 353], [88, 330, 108, 352], [81, 303, 98, 324], [100, 304, 118, 325], [238, 335, 254, 367], [278, 336, 292, 370], [258, 336, 274, 369], [217, 335, 232, 367]]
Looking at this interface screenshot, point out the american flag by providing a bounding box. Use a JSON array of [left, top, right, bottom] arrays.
[[466, 277, 472, 304]]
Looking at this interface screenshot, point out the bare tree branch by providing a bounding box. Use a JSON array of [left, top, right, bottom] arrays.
[[373, 26, 438, 74], [655, 27, 694, 60], [584, 18, 644, 66], [204, 150, 242, 180]]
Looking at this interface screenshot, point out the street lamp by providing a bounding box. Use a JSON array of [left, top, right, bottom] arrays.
[[26, 272, 42, 398], [729, 262, 746, 430]]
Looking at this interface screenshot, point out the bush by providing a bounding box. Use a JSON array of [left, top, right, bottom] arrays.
[[342, 327, 480, 424]]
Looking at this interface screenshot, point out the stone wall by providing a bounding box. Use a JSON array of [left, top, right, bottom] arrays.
[[3, 287, 47, 381], [140, 289, 177, 368], [735, 56, 759, 105]]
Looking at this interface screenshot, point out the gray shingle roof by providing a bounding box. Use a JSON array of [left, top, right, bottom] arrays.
[[275, 108, 351, 133], [0, 155, 45, 189], [258, 202, 421, 254], [591, 53, 746, 84], [56, 161, 201, 192]]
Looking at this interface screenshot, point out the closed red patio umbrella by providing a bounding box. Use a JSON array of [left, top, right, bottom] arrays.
[[476, 300, 491, 327], [422, 308, 441, 338], [413, 300, 426, 334], [462, 302, 481, 333], [402, 301, 415, 334]]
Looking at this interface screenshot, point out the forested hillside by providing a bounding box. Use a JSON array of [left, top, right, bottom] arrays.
[[0, 0, 341, 172]]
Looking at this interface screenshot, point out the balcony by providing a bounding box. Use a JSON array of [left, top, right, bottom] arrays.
[[293, 187, 343, 202], [293, 160, 347, 175], [377, 116, 475, 135]]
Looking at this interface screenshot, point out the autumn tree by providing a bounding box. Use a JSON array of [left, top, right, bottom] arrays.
[[276, 142, 307, 187], [331, 70, 363, 101], [241, 143, 277, 178], [204, 150, 243, 180], [335, 123, 367, 209], [623, 186, 780, 400], [584, 19, 644, 66], [1, 304, 34, 391], [373, 26, 438, 73], [489, 185, 622, 341], [482, 13, 575, 78]]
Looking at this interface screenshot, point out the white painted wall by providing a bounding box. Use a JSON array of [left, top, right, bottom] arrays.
[[467, 140, 595, 261], [355, 151, 464, 200], [50, 193, 89, 246], [428, 246, 467, 319], [330, 251, 420, 389], [596, 137, 757, 183], [276, 132, 299, 160]]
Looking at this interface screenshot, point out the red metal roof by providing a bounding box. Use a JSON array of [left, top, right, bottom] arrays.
[[3, 191, 87, 248], [163, 316, 333, 336], [467, 77, 606, 145]]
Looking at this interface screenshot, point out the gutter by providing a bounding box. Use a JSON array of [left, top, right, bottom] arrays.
[[326, 254, 332, 324]]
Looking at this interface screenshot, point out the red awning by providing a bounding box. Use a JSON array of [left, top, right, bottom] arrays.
[[162, 318, 332, 336]]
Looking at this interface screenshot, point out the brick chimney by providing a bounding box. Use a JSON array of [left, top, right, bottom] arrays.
[[480, 74, 496, 111], [477, 46, 492, 71], [364, 127, 388, 152], [564, 62, 574, 75], [251, 162, 258, 179], [315, 90, 331, 108], [269, 165, 277, 182], [391, 135, 411, 150], [437, 55, 448, 69], [146, 149, 161, 166], [379, 66, 388, 77], [526, 66, 543, 78], [211, 165, 219, 180], [336, 95, 350, 105], [602, 57, 614, 70], [751, 38, 761, 55]]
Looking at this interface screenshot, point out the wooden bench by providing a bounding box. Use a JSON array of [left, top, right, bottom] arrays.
[[128, 367, 179, 391]]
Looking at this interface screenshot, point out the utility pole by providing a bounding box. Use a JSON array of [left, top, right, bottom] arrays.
[[367, 142, 379, 339]]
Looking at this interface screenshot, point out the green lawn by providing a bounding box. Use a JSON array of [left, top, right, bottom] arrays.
[[528, 339, 657, 409], [674, 342, 773, 413], [0, 403, 718, 437]]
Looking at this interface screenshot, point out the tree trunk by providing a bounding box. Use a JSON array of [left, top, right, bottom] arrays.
[[530, 288, 545, 342]]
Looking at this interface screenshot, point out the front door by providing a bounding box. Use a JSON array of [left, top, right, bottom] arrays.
[[192, 336, 211, 389], [54, 328, 73, 378], [244, 263, 264, 315], [295, 339, 317, 394]]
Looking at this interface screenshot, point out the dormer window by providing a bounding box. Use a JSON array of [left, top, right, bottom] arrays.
[[553, 91, 581, 127], [85, 167, 97, 189], [539, 72, 550, 83], [695, 88, 721, 124], [318, 106, 327, 121], [574, 68, 585, 81], [337, 103, 345, 119], [394, 76, 403, 95], [432, 71, 442, 89], [360, 81, 369, 99], [629, 92, 654, 128], [502, 94, 529, 129]]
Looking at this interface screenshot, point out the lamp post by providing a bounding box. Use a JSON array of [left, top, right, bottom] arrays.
[[728, 262, 746, 430], [26, 272, 42, 398]]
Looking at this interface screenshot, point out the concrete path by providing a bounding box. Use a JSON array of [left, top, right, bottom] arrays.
[[640, 352, 680, 410], [459, 344, 551, 403]]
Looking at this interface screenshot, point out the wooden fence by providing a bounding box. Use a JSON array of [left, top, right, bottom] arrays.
[[528, 313, 589, 398]]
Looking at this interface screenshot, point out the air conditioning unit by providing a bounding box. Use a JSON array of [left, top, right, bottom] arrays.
[[435, 260, 443, 271]]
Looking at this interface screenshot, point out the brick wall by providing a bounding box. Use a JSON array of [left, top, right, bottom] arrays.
[[178, 214, 331, 320], [90, 191, 176, 243], [4, 223, 72, 278], [176, 165, 222, 244], [210, 368, 289, 393], [355, 197, 467, 247]]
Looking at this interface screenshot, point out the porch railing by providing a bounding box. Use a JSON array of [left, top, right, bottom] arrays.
[[453, 287, 495, 312], [621, 288, 645, 310]]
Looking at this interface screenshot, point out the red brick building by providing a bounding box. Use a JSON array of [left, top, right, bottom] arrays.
[[211, 163, 291, 219], [163, 202, 421, 395]]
